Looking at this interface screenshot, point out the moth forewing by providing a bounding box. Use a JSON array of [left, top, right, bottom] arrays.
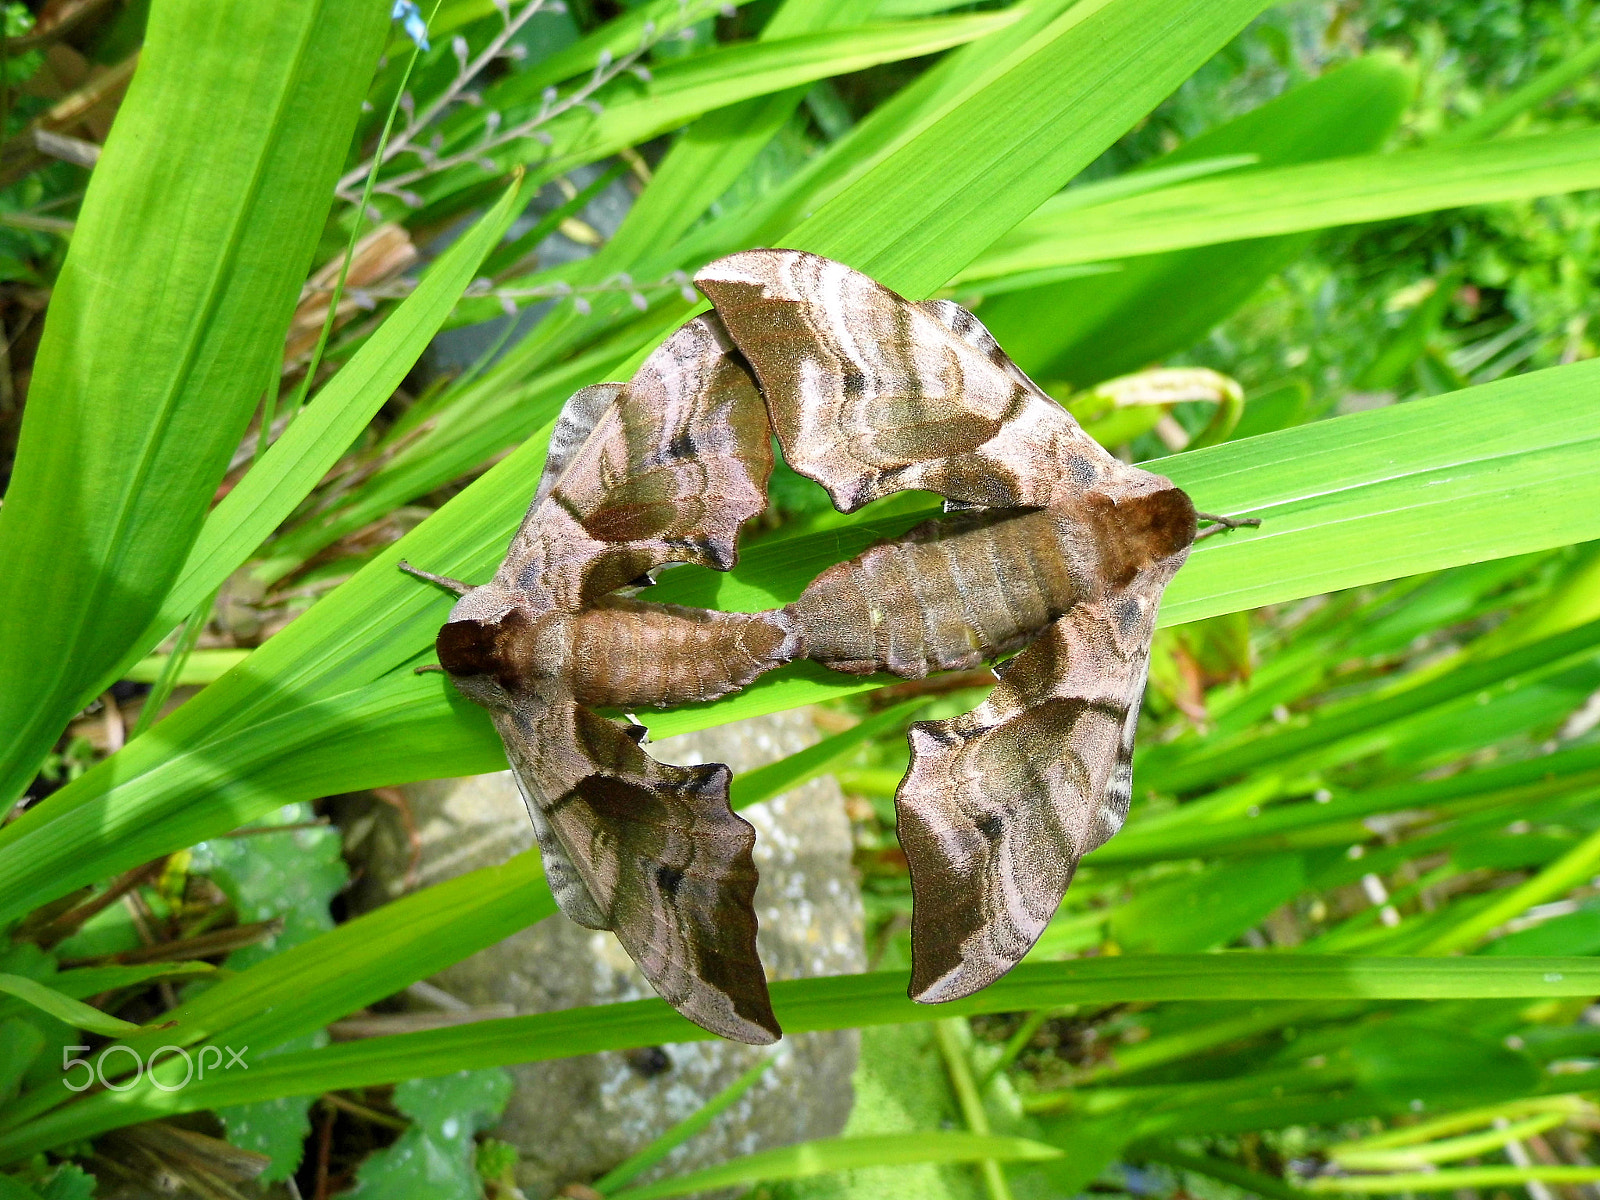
[[695, 248, 1200, 1005], [403, 316, 793, 1045]]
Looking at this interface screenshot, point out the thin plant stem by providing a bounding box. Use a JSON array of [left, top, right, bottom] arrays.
[[935, 1018, 1014, 1200], [129, 589, 219, 740], [282, 0, 443, 430], [977, 1006, 1070, 1091], [593, 1051, 778, 1194]]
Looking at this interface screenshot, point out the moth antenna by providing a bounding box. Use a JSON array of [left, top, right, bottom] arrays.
[[1195, 512, 1263, 541], [399, 559, 474, 596], [414, 663, 447, 675]]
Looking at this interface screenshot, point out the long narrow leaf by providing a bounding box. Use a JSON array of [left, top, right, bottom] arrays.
[[4, 357, 1599, 924], [5, 955, 1597, 1159], [0, 0, 391, 803], [607, 1132, 1064, 1200], [112, 179, 525, 686], [963, 127, 1600, 281]]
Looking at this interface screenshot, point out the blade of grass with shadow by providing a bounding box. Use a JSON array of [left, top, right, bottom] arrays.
[[5, 955, 1598, 1159], [0, 0, 392, 804]]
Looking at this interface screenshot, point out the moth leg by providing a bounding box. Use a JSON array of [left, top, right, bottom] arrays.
[[414, 663, 448, 676], [398, 559, 474, 595], [1194, 512, 1262, 541]]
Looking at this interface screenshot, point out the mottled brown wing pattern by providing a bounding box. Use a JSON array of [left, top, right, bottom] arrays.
[[694, 248, 1200, 1007], [695, 249, 1116, 512], [497, 313, 774, 606], [411, 246, 1207, 1041], [895, 589, 1163, 1003], [534, 381, 624, 508], [411, 311, 792, 1046], [494, 700, 779, 1045]]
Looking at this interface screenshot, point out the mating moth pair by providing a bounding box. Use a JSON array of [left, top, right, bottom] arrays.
[[403, 250, 1214, 1045]]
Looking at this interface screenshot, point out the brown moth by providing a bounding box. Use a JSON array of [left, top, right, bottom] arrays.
[[401, 314, 797, 1045], [696, 249, 1218, 1005]]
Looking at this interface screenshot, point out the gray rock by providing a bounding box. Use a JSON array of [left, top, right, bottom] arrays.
[[348, 708, 865, 1198]]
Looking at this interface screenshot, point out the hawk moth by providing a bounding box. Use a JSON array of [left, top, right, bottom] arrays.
[[407, 249, 1238, 1043], [401, 314, 796, 1045], [696, 249, 1205, 1005]]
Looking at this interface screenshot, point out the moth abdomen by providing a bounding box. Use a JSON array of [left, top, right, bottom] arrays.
[[568, 599, 797, 708], [792, 508, 1090, 678]]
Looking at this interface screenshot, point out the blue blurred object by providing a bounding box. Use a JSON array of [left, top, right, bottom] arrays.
[[391, 0, 430, 50]]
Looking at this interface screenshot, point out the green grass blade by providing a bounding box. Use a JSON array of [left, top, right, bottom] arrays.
[[1439, 38, 1600, 144], [0, 974, 139, 1037], [1144, 616, 1600, 792], [0, 0, 391, 803], [963, 127, 1600, 281], [1303, 1166, 1600, 1192], [586, 0, 860, 273], [501, 0, 750, 100], [1156, 358, 1600, 626], [415, 13, 1021, 210], [6, 956, 1598, 1159], [123, 650, 251, 686], [0, 963, 213, 1020], [789, 0, 1273, 297], [115, 178, 523, 681], [974, 54, 1411, 384], [606, 1132, 1064, 1200]]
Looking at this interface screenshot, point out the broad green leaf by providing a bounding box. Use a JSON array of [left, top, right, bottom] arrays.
[[607, 1132, 1064, 1200], [347, 1069, 513, 1200], [0, 0, 392, 804], [974, 55, 1414, 382], [963, 126, 1600, 283], [6, 955, 1598, 1158], [109, 179, 524, 688], [1158, 360, 1600, 624]]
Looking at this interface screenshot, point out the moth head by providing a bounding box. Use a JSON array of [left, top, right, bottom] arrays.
[[1079, 480, 1197, 588], [1117, 483, 1198, 561], [435, 609, 555, 707]]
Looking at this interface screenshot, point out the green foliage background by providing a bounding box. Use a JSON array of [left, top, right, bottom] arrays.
[[1, 0, 1600, 1196]]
